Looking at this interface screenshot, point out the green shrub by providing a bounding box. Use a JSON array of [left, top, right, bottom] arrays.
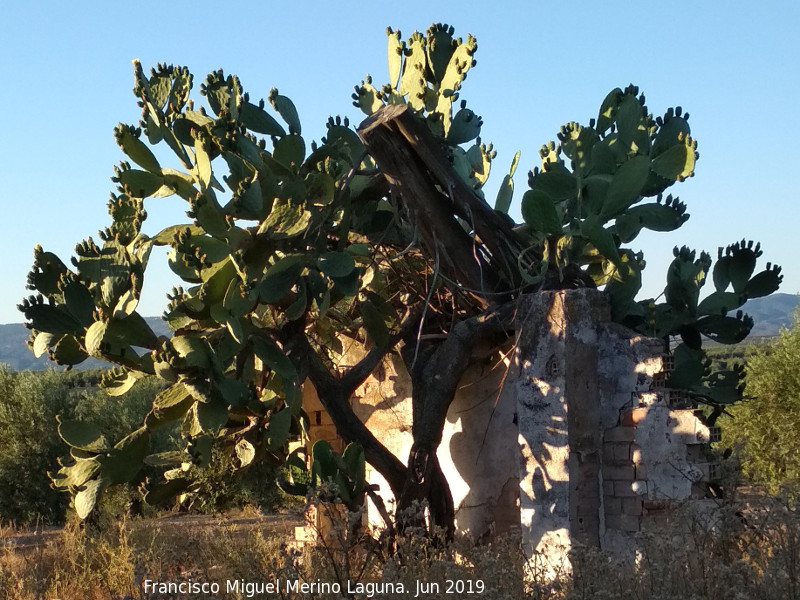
[[172, 446, 286, 514], [0, 368, 168, 524], [0, 365, 285, 524], [721, 314, 800, 492], [0, 367, 78, 524]]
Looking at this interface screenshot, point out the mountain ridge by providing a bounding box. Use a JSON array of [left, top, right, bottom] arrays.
[[0, 317, 171, 371]]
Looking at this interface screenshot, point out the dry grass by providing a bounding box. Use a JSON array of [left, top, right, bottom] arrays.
[[2, 495, 800, 600], [0, 508, 299, 600]]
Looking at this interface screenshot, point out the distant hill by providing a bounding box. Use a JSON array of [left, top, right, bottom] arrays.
[[0, 317, 171, 371], [1, 294, 798, 371], [741, 293, 799, 337]]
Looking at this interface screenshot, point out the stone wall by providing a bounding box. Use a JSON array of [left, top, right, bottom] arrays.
[[510, 289, 720, 570], [302, 336, 520, 539], [301, 289, 720, 569]]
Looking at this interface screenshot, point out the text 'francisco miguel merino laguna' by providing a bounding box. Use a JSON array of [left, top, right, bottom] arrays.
[[142, 577, 482, 597]]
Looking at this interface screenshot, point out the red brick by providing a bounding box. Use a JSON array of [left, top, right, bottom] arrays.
[[621, 407, 648, 427]]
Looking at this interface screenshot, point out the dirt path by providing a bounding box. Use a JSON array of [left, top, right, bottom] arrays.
[[1, 510, 302, 553]]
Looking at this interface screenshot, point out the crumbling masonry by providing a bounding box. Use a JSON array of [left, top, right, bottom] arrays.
[[300, 289, 721, 568]]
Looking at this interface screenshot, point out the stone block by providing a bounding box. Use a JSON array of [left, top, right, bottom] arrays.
[[643, 499, 671, 514], [605, 442, 632, 463], [604, 496, 623, 515], [295, 525, 317, 543], [604, 465, 635, 481], [309, 424, 340, 445], [622, 498, 643, 516], [604, 426, 636, 442], [615, 480, 648, 497], [605, 514, 641, 532], [614, 481, 638, 497]]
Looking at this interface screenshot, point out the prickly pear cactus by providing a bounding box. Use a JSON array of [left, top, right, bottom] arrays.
[[23, 27, 782, 518], [303, 440, 366, 511], [519, 85, 697, 288], [624, 240, 782, 407], [353, 24, 496, 196], [519, 84, 782, 409], [24, 56, 405, 516]]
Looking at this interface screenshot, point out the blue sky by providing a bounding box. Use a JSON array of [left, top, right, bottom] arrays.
[[1, 1, 798, 324]]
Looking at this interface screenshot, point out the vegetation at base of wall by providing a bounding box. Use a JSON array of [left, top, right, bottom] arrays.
[[720, 315, 800, 493], [177, 445, 291, 515], [0, 367, 287, 525], [2, 496, 800, 600]]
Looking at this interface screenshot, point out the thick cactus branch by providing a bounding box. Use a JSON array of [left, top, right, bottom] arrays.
[[358, 104, 525, 302], [290, 330, 408, 498]]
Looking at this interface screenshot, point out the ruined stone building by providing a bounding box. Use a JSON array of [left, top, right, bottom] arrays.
[[300, 289, 721, 570]]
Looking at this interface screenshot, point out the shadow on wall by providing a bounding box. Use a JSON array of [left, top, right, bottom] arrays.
[[509, 288, 720, 571], [446, 340, 521, 540], [349, 352, 412, 425], [512, 292, 572, 558], [335, 331, 525, 540]]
